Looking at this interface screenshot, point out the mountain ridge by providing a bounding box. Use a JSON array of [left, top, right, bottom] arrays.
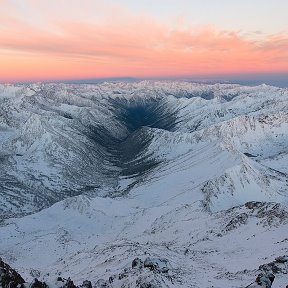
[[0, 81, 287, 287]]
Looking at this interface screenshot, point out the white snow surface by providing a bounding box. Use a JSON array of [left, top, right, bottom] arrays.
[[0, 81, 287, 287]]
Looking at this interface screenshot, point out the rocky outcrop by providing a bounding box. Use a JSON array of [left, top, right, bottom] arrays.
[[94, 279, 112, 288], [0, 259, 91, 288], [143, 257, 158, 271], [143, 257, 170, 273], [246, 273, 275, 288], [30, 278, 48, 288], [0, 258, 25, 288], [0, 257, 285, 288], [225, 212, 248, 231], [259, 255, 288, 274], [56, 277, 78, 288], [222, 202, 288, 234], [80, 280, 92, 288], [245, 202, 288, 226], [132, 258, 143, 269], [94, 257, 173, 288]]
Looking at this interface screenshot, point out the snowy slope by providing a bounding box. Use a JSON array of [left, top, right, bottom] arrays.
[[0, 81, 288, 287]]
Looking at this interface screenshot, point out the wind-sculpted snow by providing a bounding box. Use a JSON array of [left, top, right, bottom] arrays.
[[0, 81, 288, 287]]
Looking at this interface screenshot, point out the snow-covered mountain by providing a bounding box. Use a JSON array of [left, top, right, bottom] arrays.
[[0, 81, 287, 287]]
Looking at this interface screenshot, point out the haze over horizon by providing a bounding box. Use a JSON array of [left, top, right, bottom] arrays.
[[1, 0, 288, 84]]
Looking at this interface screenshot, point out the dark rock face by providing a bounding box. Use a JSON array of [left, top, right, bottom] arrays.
[[1, 257, 284, 288], [225, 213, 248, 231], [30, 278, 48, 288], [259, 255, 288, 274], [94, 279, 111, 288], [55, 277, 79, 288], [0, 260, 94, 288], [135, 277, 158, 288], [274, 255, 288, 263], [246, 273, 275, 288], [0, 258, 25, 288], [143, 257, 170, 273], [132, 258, 143, 269], [245, 202, 288, 226], [93, 257, 173, 288], [221, 202, 288, 235], [256, 273, 275, 287], [80, 280, 92, 288], [63, 278, 77, 288], [143, 258, 157, 271]]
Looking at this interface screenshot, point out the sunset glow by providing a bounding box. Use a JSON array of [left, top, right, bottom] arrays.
[[1, 0, 288, 82]]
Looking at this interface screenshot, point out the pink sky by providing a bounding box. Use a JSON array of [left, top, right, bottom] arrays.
[[1, 0, 288, 82]]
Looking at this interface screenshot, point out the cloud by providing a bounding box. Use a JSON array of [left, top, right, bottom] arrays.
[[0, 5, 288, 81]]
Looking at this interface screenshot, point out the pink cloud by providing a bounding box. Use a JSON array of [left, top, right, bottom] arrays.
[[0, 10, 288, 81]]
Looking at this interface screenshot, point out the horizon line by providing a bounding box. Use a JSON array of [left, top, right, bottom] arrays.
[[1, 72, 288, 88]]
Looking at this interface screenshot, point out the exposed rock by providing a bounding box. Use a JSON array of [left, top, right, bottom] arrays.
[[108, 276, 115, 284], [132, 258, 143, 269], [135, 277, 158, 288], [274, 255, 288, 264], [259, 255, 288, 274], [225, 213, 248, 231], [30, 269, 41, 278], [0, 258, 25, 288], [118, 272, 128, 280], [143, 257, 170, 273], [80, 280, 92, 288], [30, 278, 48, 288], [57, 277, 65, 283], [143, 258, 157, 271], [94, 279, 111, 288], [256, 273, 275, 287], [63, 277, 77, 288], [246, 273, 275, 288], [54, 277, 79, 288], [245, 202, 288, 226], [90, 256, 174, 288], [223, 202, 288, 234]]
